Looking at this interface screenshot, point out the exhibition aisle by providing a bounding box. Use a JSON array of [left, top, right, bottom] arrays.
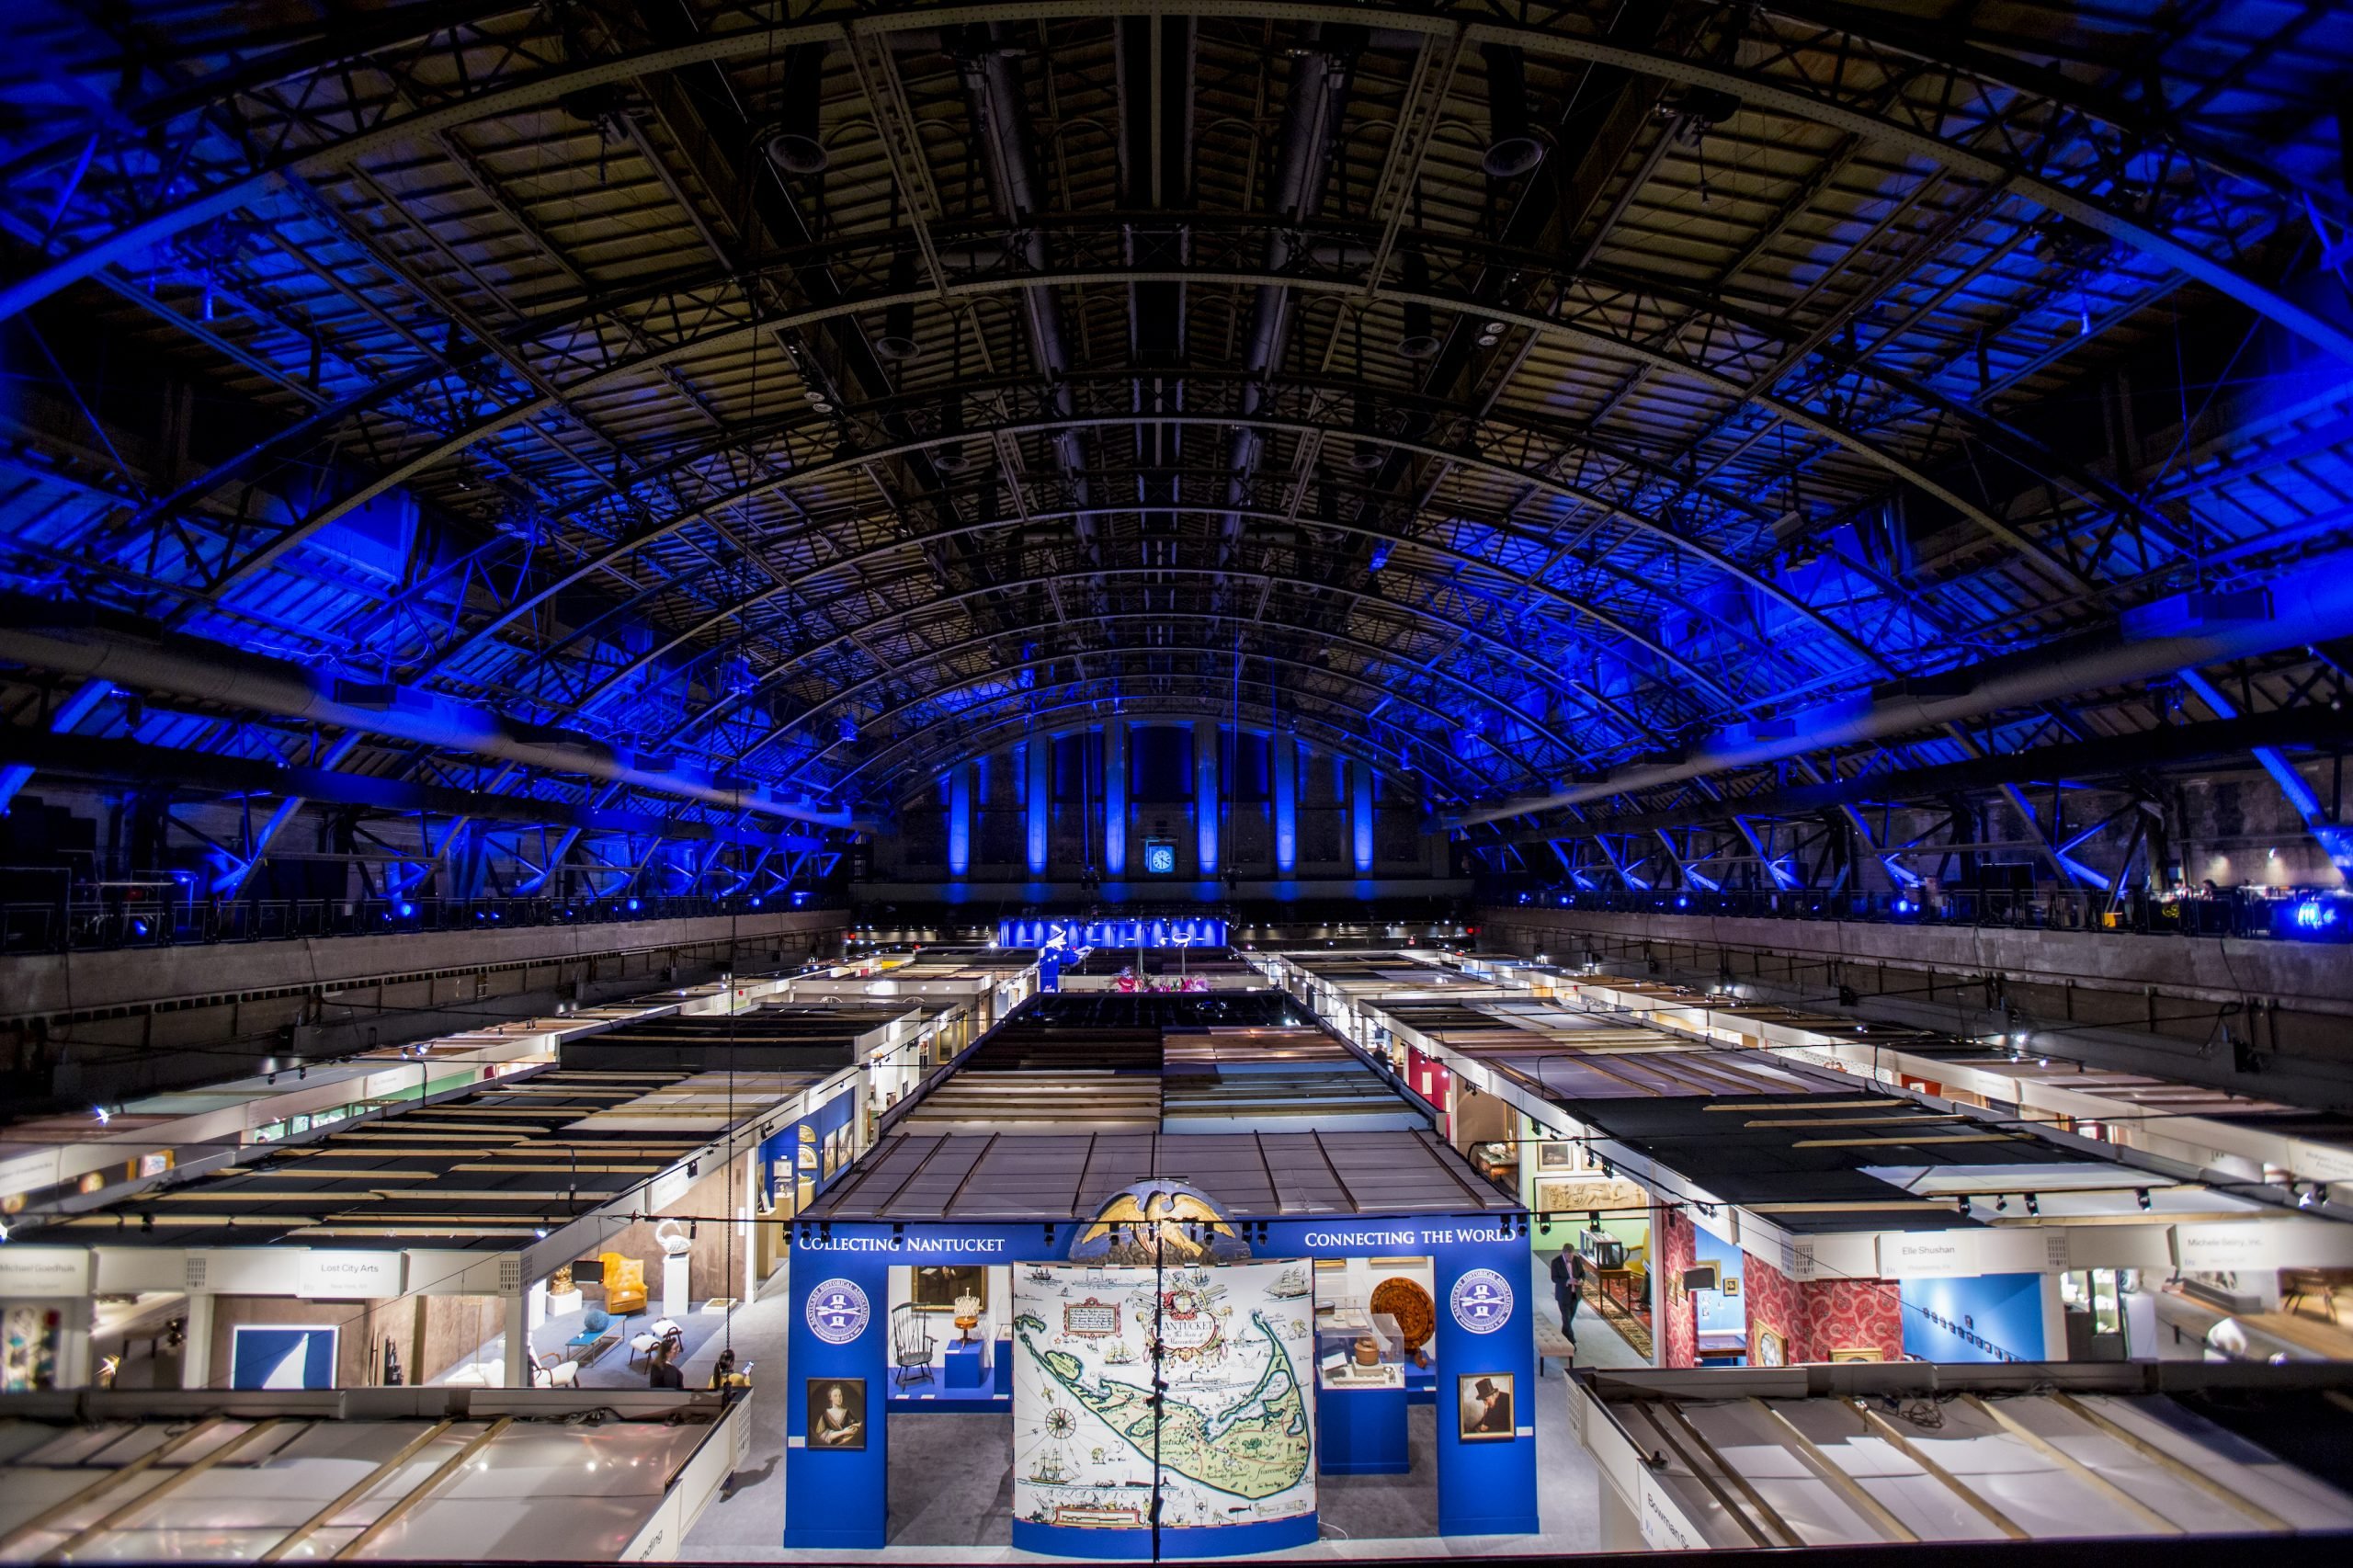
[[681, 1272, 797, 1559], [1530, 1247, 1649, 1372]]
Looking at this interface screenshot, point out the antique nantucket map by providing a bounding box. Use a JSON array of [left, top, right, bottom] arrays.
[[1012, 1260, 1315, 1533]]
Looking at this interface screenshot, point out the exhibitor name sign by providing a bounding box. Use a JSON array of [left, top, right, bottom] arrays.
[[1877, 1232, 1981, 1279], [0, 1246, 91, 1298], [296, 1250, 404, 1299]]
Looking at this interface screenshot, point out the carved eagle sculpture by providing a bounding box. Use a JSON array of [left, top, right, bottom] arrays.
[[1069, 1181, 1252, 1266]]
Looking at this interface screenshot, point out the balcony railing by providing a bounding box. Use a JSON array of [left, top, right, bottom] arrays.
[[1496, 886, 2351, 943], [0, 889, 841, 953]]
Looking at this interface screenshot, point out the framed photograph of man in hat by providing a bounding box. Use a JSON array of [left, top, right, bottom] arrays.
[[1457, 1372, 1516, 1441]]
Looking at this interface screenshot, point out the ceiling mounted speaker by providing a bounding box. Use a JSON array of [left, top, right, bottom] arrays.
[[767, 131, 828, 176], [1481, 45, 1546, 179], [766, 44, 830, 174], [1397, 253, 1440, 358]]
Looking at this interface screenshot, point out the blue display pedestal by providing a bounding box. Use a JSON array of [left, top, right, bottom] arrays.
[[1317, 1381, 1410, 1474], [944, 1339, 989, 1390]]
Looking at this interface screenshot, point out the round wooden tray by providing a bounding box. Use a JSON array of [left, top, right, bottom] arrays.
[[1370, 1277, 1436, 1353]]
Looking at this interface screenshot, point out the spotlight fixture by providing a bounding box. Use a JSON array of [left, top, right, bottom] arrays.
[[2023, 1193, 2040, 1216], [1995, 1196, 2008, 1212], [2299, 1185, 2319, 1210], [2137, 1189, 2153, 1211]]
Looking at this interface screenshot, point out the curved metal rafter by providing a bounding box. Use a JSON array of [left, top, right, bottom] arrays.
[[4, 0, 2344, 829], [648, 566, 1675, 751], [842, 689, 1465, 804], [813, 663, 1503, 801], [2, 0, 2340, 366], [731, 615, 1573, 784]]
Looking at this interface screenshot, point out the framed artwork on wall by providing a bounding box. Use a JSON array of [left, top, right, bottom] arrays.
[[1537, 1142, 1575, 1170], [1754, 1328, 1785, 1368], [1722, 1276, 1741, 1298], [807, 1377, 868, 1450], [910, 1265, 988, 1314], [1457, 1373, 1517, 1441], [1828, 1346, 1885, 1364]]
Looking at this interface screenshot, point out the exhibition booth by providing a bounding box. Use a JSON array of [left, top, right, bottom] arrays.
[[1574, 1362, 2353, 1548], [786, 1133, 1538, 1556], [0, 1386, 748, 1561], [0, 1023, 875, 1393], [1260, 950, 2353, 1372]]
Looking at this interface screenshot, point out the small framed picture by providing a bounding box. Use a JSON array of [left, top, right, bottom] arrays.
[[1457, 1373, 1517, 1442], [1722, 1276, 1741, 1299], [1537, 1142, 1574, 1171], [1828, 1346, 1884, 1365], [807, 1377, 868, 1450]]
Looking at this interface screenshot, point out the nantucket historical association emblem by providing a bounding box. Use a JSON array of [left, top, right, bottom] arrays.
[[1449, 1267, 1514, 1334], [806, 1278, 872, 1344]]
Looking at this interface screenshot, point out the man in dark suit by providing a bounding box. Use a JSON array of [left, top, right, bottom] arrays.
[[1467, 1375, 1512, 1436]]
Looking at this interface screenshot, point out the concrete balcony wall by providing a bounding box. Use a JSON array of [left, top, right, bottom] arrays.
[[2, 909, 843, 1103], [1480, 904, 2353, 1107]]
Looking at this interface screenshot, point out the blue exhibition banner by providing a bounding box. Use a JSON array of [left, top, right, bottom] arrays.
[[995, 916, 1228, 951]]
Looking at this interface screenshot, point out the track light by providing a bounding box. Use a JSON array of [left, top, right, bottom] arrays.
[[2023, 1193, 2040, 1216], [2137, 1189, 2153, 1211], [1995, 1196, 2008, 1212]]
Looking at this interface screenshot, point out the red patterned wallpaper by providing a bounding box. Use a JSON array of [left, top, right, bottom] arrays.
[[1742, 1247, 1801, 1365], [1740, 1248, 1904, 1364], [1656, 1205, 1697, 1369]]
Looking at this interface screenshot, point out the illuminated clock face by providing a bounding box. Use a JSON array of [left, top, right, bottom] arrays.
[[1143, 840, 1177, 875]]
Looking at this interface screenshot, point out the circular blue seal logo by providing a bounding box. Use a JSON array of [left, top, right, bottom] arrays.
[[805, 1278, 871, 1345], [1449, 1267, 1514, 1334]]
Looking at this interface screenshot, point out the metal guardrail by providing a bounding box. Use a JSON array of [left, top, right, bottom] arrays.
[[0, 891, 843, 953], [1497, 886, 2352, 942]]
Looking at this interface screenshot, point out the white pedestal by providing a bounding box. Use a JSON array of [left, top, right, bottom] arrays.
[[547, 1288, 582, 1320], [529, 1279, 549, 1332], [663, 1253, 690, 1319]]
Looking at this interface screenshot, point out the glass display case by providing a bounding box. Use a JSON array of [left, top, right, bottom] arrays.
[[1315, 1308, 1405, 1391]]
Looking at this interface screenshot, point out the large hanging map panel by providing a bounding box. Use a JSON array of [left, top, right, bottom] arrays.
[[1013, 1259, 1316, 1536]]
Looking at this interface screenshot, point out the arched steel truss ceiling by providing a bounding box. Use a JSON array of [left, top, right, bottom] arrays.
[[732, 618, 1565, 784], [139, 225, 2162, 573], [411, 390, 1868, 699], [5, 0, 2341, 824], [2, 0, 2342, 363], [820, 664, 1503, 800], [842, 692, 1459, 802], [186, 257, 2120, 601], [639, 566, 1677, 753]]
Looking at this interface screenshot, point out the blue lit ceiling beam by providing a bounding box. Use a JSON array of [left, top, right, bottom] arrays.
[[835, 687, 1479, 804], [1451, 551, 2353, 827], [2176, 666, 2353, 876], [745, 624, 1564, 784], [592, 566, 1668, 756], [4, 2, 2339, 369], [169, 261, 2108, 614]]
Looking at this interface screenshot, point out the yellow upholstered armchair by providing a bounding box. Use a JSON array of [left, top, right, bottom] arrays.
[[600, 1251, 648, 1316]]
